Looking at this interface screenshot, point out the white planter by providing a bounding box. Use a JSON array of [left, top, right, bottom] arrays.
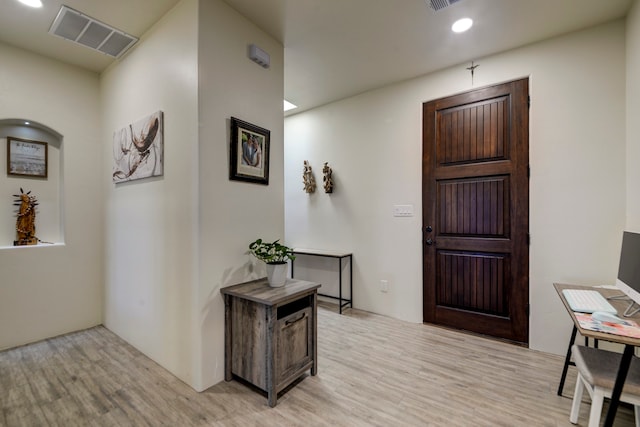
[[266, 263, 288, 287]]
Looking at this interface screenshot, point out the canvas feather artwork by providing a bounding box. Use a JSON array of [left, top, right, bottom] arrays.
[[112, 111, 164, 183]]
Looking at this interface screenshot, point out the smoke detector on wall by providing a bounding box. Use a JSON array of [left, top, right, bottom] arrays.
[[48, 5, 138, 58], [427, 0, 463, 11]]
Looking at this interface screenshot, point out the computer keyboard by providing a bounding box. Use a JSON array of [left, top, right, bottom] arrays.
[[562, 289, 618, 314]]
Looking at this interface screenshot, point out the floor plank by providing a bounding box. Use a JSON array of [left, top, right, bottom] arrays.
[[0, 304, 635, 426]]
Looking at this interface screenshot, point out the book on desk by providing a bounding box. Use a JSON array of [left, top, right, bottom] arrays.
[[574, 312, 640, 339]]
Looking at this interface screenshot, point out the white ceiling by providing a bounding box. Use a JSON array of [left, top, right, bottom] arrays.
[[0, 0, 181, 72], [0, 0, 633, 114]]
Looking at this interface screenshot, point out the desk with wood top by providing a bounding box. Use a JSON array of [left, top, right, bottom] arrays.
[[555, 283, 640, 427]]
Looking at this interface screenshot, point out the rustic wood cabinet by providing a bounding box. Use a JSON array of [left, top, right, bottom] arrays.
[[221, 278, 320, 407]]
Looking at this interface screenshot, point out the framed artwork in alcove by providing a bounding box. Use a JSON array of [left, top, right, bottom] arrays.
[[7, 136, 48, 178]]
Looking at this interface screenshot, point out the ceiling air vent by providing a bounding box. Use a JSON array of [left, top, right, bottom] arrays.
[[49, 5, 138, 58], [428, 0, 463, 11]]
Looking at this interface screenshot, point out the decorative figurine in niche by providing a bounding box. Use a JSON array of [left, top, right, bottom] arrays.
[[13, 188, 39, 246], [303, 160, 316, 193], [322, 162, 334, 193]]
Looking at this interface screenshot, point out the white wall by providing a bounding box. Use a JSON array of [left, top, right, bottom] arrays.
[[285, 21, 626, 355], [197, 0, 284, 390], [101, 0, 284, 391], [627, 1, 640, 231], [0, 42, 103, 350], [101, 0, 199, 387]]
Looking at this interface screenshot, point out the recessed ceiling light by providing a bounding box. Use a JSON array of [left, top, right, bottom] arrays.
[[452, 18, 473, 33], [17, 0, 42, 8], [284, 100, 298, 112]]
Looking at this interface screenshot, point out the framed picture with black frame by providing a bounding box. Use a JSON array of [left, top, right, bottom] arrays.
[[229, 117, 270, 185], [7, 136, 48, 178]]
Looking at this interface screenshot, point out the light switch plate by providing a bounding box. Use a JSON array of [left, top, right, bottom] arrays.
[[393, 204, 414, 217]]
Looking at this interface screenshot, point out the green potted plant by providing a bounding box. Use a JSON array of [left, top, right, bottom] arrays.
[[249, 238, 296, 287]]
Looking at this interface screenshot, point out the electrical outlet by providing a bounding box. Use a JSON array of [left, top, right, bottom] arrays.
[[380, 280, 389, 292]]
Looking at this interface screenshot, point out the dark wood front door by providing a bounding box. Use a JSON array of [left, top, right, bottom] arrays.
[[422, 79, 529, 344]]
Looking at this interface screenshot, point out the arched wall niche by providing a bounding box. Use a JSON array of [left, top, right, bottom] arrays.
[[0, 118, 63, 248]]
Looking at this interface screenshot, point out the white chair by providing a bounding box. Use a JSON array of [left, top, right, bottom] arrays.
[[570, 344, 640, 427]]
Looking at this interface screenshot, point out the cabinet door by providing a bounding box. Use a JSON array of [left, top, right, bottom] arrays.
[[230, 298, 268, 389], [276, 307, 312, 382]]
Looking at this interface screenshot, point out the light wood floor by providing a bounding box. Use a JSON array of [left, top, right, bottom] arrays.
[[1, 304, 635, 426]]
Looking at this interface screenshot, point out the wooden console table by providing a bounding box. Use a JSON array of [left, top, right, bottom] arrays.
[[221, 278, 320, 407], [291, 248, 353, 314]]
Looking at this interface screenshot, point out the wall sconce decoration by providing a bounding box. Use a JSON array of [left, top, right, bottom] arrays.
[[323, 162, 334, 193], [303, 160, 316, 193]]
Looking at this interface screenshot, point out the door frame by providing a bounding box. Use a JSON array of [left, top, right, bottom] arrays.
[[422, 78, 530, 344]]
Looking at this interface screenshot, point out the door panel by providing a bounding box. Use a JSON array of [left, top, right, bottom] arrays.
[[438, 176, 510, 237], [437, 251, 508, 316], [438, 97, 509, 164], [423, 79, 529, 344]]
